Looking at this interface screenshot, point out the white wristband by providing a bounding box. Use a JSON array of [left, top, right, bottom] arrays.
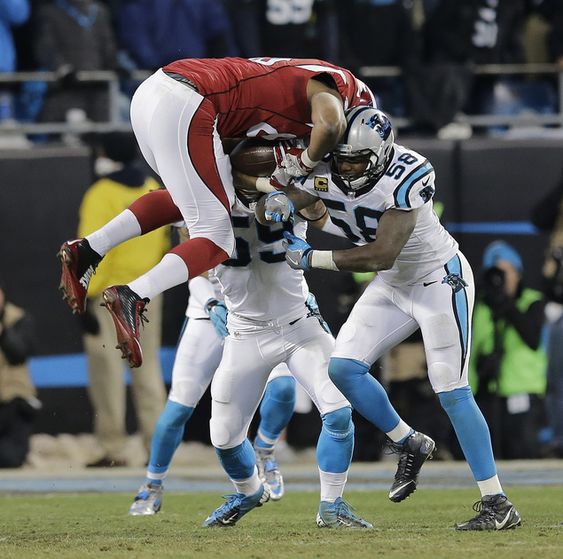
[[188, 276, 217, 308], [256, 177, 276, 193], [301, 149, 320, 169], [310, 250, 339, 271]]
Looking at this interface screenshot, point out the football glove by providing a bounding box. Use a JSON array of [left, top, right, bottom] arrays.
[[205, 298, 229, 339], [274, 142, 318, 178], [264, 191, 295, 223], [283, 231, 312, 270]]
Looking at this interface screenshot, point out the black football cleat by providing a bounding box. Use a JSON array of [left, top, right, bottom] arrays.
[[388, 431, 435, 503], [58, 238, 102, 314], [456, 494, 522, 531], [101, 285, 149, 368]]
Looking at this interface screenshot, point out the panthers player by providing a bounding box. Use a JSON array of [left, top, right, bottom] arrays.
[[190, 192, 377, 529], [262, 107, 521, 531], [129, 270, 299, 515]]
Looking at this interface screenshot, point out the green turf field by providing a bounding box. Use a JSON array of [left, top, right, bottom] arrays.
[[0, 488, 561, 558]]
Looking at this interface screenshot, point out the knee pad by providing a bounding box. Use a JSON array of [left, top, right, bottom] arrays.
[[266, 376, 296, 403], [322, 406, 354, 439], [427, 361, 460, 393], [328, 357, 369, 388], [209, 403, 244, 449]]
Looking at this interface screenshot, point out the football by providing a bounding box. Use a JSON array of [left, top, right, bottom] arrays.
[[229, 138, 277, 177]]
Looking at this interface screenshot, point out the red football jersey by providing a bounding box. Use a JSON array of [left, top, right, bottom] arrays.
[[162, 57, 375, 140]]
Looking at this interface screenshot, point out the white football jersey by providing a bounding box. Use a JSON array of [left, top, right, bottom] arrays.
[[212, 199, 310, 323], [295, 143, 458, 285]]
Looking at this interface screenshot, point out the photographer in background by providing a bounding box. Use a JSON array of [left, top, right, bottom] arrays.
[[531, 177, 563, 457], [0, 279, 40, 468], [469, 241, 547, 459]]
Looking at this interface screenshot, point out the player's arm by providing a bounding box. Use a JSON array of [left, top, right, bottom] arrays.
[[298, 199, 328, 224], [298, 199, 349, 238], [254, 184, 320, 225], [270, 80, 346, 184], [285, 208, 418, 272], [306, 79, 347, 163]]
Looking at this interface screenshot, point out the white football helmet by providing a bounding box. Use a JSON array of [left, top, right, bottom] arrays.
[[332, 107, 395, 191]]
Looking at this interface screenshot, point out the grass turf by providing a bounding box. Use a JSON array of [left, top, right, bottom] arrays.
[[0, 487, 561, 558]]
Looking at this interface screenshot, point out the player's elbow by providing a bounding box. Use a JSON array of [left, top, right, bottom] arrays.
[[366, 252, 396, 272], [316, 119, 345, 144]]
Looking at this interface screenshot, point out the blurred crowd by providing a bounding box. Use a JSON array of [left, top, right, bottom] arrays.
[[0, 0, 563, 139]]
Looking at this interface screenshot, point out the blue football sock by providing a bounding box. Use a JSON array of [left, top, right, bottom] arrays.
[[438, 386, 497, 481], [317, 407, 354, 473], [329, 357, 401, 433], [147, 400, 193, 478], [216, 439, 256, 481], [255, 376, 296, 450]]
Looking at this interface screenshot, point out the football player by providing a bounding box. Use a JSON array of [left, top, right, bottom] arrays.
[[255, 107, 521, 531], [176, 190, 379, 529], [58, 57, 375, 369], [129, 268, 298, 515]]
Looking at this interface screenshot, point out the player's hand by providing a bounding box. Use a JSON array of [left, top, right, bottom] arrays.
[[270, 165, 293, 189], [283, 231, 312, 270], [264, 191, 294, 222], [274, 142, 318, 178], [205, 299, 229, 338]]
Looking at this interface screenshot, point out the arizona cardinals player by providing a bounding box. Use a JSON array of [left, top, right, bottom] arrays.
[[58, 57, 375, 368]]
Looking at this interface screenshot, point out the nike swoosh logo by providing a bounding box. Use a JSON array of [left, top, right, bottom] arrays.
[[389, 481, 413, 498], [423, 281, 437, 287], [494, 509, 512, 530], [286, 254, 300, 267], [423, 177, 430, 186]]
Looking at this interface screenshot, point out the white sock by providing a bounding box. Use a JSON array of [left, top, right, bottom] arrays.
[[128, 253, 189, 300], [386, 419, 413, 443], [146, 469, 168, 484], [86, 209, 141, 256], [231, 466, 262, 496], [477, 475, 503, 498], [255, 429, 278, 451], [319, 468, 348, 503]]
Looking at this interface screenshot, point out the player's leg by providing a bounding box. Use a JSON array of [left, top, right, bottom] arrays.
[[205, 335, 276, 526], [254, 364, 296, 501], [101, 74, 236, 367], [285, 317, 372, 528], [58, 73, 186, 314], [328, 278, 435, 502], [416, 253, 520, 530], [129, 317, 223, 515]]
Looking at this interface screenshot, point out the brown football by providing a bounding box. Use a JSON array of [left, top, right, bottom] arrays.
[[229, 138, 276, 177]]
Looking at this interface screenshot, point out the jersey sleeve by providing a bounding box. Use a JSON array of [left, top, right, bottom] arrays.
[[390, 161, 435, 210]]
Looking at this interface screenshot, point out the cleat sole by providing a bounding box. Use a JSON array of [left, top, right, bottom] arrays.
[[58, 247, 87, 314], [102, 290, 143, 368]]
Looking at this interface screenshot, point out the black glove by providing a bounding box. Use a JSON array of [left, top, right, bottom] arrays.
[[78, 303, 100, 336], [481, 267, 513, 318]]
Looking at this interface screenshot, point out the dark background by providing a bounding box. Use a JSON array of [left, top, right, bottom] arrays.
[[1, 137, 561, 440]]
